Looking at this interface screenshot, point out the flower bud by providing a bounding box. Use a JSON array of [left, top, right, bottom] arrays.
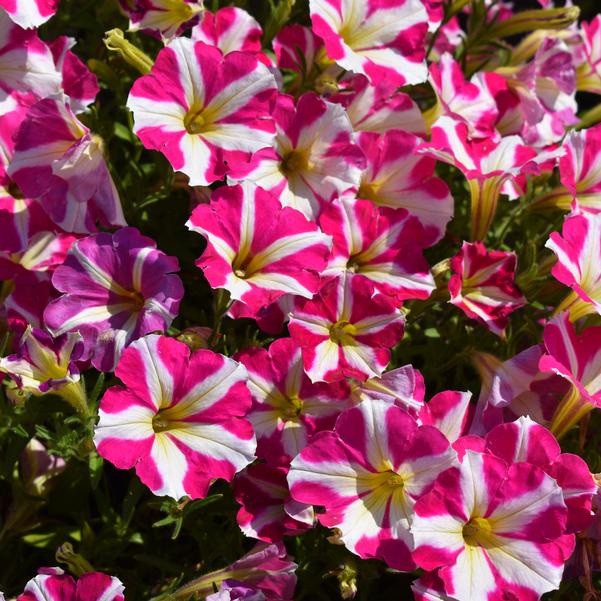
[[104, 29, 153, 74]]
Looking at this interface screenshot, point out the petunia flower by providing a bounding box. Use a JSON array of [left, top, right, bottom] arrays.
[[124, 0, 204, 40], [18, 567, 124, 601], [234, 463, 314, 543], [539, 312, 601, 439], [449, 241, 526, 337], [186, 182, 331, 313], [546, 208, 601, 320], [288, 274, 406, 383], [412, 449, 575, 601], [0, 12, 61, 97], [273, 24, 324, 79], [94, 334, 255, 500], [426, 53, 499, 137], [320, 197, 435, 302], [0, 326, 86, 414], [577, 16, 601, 95], [127, 38, 277, 186], [44, 228, 184, 372], [418, 390, 474, 444], [191, 7, 263, 56], [236, 338, 351, 464], [419, 115, 560, 240], [357, 130, 453, 246], [309, 0, 429, 87], [229, 92, 364, 220], [8, 95, 125, 234], [484, 416, 596, 533], [288, 399, 457, 570], [0, 0, 59, 29], [328, 74, 425, 136]]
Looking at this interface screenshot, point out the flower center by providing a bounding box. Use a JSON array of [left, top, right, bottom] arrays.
[[123, 289, 145, 311], [385, 472, 404, 489], [346, 256, 362, 273], [184, 105, 208, 134], [357, 181, 380, 202], [281, 394, 304, 420], [280, 149, 310, 174], [463, 517, 494, 547], [329, 320, 357, 345], [152, 413, 172, 433]]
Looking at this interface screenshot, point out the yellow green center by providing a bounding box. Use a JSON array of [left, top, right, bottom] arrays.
[[357, 181, 380, 202], [329, 320, 357, 345], [463, 517, 494, 547], [184, 106, 208, 134], [281, 394, 304, 420], [280, 150, 310, 174]]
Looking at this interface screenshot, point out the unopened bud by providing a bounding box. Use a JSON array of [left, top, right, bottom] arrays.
[[56, 543, 94, 577], [104, 29, 153, 74], [485, 6, 580, 40]]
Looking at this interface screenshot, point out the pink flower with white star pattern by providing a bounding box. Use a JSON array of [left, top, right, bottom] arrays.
[[309, 0, 428, 86], [288, 399, 457, 570], [288, 274, 406, 383], [127, 38, 277, 186], [187, 182, 331, 314], [449, 241, 526, 337], [94, 334, 255, 500], [124, 0, 204, 40]]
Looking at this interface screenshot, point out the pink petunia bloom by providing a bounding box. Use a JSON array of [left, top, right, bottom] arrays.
[[532, 123, 601, 213], [412, 449, 575, 601], [426, 53, 498, 138], [328, 74, 425, 136], [124, 0, 204, 40], [449, 241, 526, 337], [127, 38, 277, 186], [0, 0, 59, 29], [309, 0, 428, 87], [18, 568, 123, 601], [357, 130, 453, 246], [484, 416, 596, 533], [546, 208, 601, 320], [191, 7, 262, 56], [48, 36, 99, 113], [0, 326, 86, 412], [236, 338, 351, 464], [419, 390, 474, 444], [8, 95, 125, 234], [419, 115, 560, 240], [273, 24, 324, 78], [288, 399, 457, 570], [288, 274, 406, 383], [234, 463, 314, 542], [4, 272, 56, 331], [229, 93, 364, 219], [0, 12, 61, 97], [320, 197, 435, 302], [94, 334, 255, 500], [538, 312, 601, 439], [44, 228, 184, 372], [186, 182, 331, 313]]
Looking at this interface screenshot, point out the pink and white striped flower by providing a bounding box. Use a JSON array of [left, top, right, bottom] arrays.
[[484, 416, 596, 533], [546, 209, 601, 320], [0, 13, 61, 97], [186, 182, 331, 313], [449, 241, 526, 337], [18, 568, 124, 601], [426, 53, 498, 138], [127, 38, 277, 186], [419, 116, 559, 240], [319, 197, 435, 302], [44, 228, 184, 372], [419, 390, 473, 444], [329, 74, 425, 136], [125, 0, 204, 40], [412, 449, 575, 601], [8, 96, 125, 234], [288, 274, 406, 383], [191, 7, 262, 56], [94, 334, 255, 500], [0, 0, 59, 29], [288, 399, 457, 570], [236, 338, 350, 464], [234, 463, 314, 543], [539, 312, 601, 439], [0, 327, 85, 410], [229, 93, 364, 219], [273, 24, 324, 78], [357, 130, 453, 246], [309, 0, 429, 86]]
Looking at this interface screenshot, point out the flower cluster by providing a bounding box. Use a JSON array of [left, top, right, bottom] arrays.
[[1, 0, 601, 600]]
